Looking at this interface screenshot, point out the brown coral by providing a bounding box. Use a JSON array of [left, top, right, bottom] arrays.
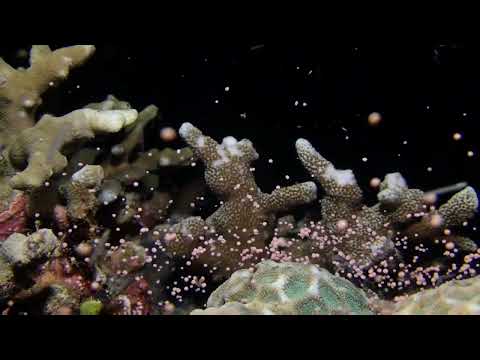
[[152, 123, 317, 276], [294, 139, 478, 273]]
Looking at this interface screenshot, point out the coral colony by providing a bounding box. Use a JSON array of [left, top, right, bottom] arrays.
[[0, 45, 478, 315]]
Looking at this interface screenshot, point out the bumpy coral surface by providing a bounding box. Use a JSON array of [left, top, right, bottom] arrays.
[[191, 260, 373, 315], [293, 139, 479, 280], [391, 275, 480, 315], [153, 123, 317, 276]]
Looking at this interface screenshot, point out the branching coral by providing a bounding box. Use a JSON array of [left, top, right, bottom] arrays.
[[191, 260, 373, 315], [293, 139, 479, 278], [153, 123, 317, 276], [7, 108, 138, 190], [59, 165, 105, 221], [0, 45, 95, 144]]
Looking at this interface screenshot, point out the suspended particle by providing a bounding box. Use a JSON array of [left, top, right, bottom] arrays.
[[430, 214, 444, 228], [336, 219, 349, 232], [368, 112, 382, 126], [370, 177, 381, 188], [467, 151, 474, 157], [453, 133, 462, 141], [160, 127, 177, 142]]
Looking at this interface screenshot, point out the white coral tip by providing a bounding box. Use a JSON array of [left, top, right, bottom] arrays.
[[179, 122, 196, 138]]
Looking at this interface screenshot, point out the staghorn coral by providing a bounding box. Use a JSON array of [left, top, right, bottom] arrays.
[[0, 45, 95, 145], [157, 124, 317, 272], [389, 275, 480, 315], [191, 260, 373, 315], [293, 139, 479, 275]]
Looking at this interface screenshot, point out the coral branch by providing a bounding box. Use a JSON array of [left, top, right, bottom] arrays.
[[8, 108, 138, 190], [0, 45, 95, 144]]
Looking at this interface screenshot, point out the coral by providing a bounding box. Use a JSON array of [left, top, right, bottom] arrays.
[[7, 107, 138, 190], [0, 192, 28, 241], [44, 284, 81, 315], [390, 275, 480, 315], [158, 123, 317, 274], [12, 257, 92, 313], [107, 278, 152, 315], [0, 229, 60, 267], [191, 260, 373, 315], [59, 165, 104, 220], [0, 256, 15, 300], [0, 45, 95, 145], [294, 139, 479, 274], [80, 299, 103, 315], [85, 95, 194, 186]]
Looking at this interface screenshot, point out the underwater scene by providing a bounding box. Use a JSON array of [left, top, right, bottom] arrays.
[[0, 43, 478, 316]]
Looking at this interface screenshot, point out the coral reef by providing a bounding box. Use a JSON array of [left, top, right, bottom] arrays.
[[191, 260, 373, 315], [0, 44, 479, 316]]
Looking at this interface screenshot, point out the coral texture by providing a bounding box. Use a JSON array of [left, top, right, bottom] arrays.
[[391, 275, 480, 315], [154, 123, 317, 275], [0, 229, 60, 266], [191, 260, 373, 315], [293, 139, 479, 275]]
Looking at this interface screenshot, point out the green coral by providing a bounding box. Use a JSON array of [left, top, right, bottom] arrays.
[[191, 260, 373, 315], [80, 299, 103, 315]]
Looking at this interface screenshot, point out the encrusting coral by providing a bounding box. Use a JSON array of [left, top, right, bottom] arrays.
[[387, 273, 480, 315], [191, 260, 373, 315], [152, 123, 317, 277]]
